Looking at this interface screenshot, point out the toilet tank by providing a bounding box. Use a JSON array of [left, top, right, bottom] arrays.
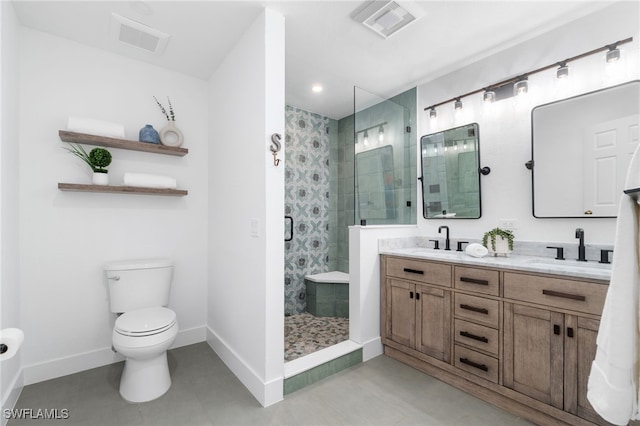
[[105, 258, 173, 313]]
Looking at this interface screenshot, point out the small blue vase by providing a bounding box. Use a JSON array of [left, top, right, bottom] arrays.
[[139, 124, 160, 144]]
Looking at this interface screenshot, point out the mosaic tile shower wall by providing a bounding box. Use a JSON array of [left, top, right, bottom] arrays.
[[285, 106, 333, 315]]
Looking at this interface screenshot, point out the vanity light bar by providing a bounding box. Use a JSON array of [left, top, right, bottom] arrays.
[[424, 37, 633, 113]]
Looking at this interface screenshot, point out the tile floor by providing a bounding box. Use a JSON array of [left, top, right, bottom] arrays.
[[8, 342, 534, 425], [284, 313, 349, 361]]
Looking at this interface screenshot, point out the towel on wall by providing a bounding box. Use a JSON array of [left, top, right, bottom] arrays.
[[587, 143, 640, 425], [123, 172, 177, 189]]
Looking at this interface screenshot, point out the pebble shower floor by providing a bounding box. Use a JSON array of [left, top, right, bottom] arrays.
[[284, 313, 349, 361]]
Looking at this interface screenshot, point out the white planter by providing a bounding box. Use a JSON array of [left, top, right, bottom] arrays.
[[92, 172, 109, 186], [487, 236, 512, 257]]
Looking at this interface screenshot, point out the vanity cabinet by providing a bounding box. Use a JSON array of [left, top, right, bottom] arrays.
[[384, 257, 452, 362], [381, 254, 613, 426], [503, 272, 611, 426]]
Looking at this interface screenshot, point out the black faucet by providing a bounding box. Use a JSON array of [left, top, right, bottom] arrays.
[[438, 226, 450, 251], [575, 228, 587, 262]]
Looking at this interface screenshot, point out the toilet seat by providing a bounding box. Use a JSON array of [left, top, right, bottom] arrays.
[[115, 307, 176, 337]]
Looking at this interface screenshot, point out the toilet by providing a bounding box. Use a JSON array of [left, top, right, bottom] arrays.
[[105, 258, 178, 403]]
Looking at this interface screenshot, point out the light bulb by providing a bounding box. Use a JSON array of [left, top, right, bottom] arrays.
[[606, 47, 620, 63], [514, 79, 528, 96], [556, 64, 569, 79], [483, 90, 495, 103]]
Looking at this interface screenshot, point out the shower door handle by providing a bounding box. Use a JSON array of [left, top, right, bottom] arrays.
[[285, 216, 294, 242]]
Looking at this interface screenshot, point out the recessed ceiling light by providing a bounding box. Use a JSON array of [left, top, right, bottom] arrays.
[[312, 84, 323, 93]]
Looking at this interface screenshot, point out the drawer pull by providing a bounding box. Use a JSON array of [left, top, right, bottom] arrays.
[[460, 277, 489, 286], [460, 304, 489, 315], [403, 268, 424, 275], [542, 289, 586, 301], [460, 357, 489, 372], [460, 331, 489, 343]]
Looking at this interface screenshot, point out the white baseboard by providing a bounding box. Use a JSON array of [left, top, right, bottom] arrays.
[[361, 336, 383, 362], [23, 326, 206, 386], [172, 325, 207, 349], [206, 326, 283, 407], [1, 367, 24, 426]]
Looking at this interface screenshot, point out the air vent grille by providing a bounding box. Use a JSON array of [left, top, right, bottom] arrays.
[[352, 1, 421, 39], [110, 13, 169, 55]]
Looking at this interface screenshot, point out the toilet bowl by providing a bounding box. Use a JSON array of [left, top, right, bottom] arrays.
[[105, 257, 177, 403], [113, 307, 178, 403]]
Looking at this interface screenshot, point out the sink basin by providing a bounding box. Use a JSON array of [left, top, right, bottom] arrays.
[[404, 248, 463, 258], [526, 258, 612, 270]]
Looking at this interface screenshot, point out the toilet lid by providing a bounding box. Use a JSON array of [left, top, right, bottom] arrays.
[[115, 307, 176, 336]]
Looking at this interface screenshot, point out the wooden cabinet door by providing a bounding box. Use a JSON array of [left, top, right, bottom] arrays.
[[415, 284, 451, 362], [387, 279, 416, 348], [504, 303, 564, 409], [565, 316, 614, 426]]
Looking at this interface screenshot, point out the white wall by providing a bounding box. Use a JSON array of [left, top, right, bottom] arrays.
[[416, 2, 640, 246], [1, 0, 23, 415], [349, 225, 418, 360], [18, 28, 209, 384], [207, 9, 285, 407]]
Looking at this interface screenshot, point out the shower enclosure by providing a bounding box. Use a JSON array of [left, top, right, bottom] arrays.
[[284, 87, 416, 362]]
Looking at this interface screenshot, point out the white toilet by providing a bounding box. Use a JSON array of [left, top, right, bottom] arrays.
[[105, 258, 178, 403]]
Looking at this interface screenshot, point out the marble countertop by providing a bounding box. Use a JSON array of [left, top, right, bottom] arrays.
[[379, 247, 612, 282]]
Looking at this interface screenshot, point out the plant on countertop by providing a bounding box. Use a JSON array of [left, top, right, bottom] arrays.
[[482, 227, 514, 251], [64, 143, 112, 173], [154, 96, 175, 121]]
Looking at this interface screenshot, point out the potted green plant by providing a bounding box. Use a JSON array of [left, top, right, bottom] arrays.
[[482, 227, 514, 257], [64, 143, 112, 186]]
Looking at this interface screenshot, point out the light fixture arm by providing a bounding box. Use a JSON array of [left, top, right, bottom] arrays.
[[423, 36, 633, 112]]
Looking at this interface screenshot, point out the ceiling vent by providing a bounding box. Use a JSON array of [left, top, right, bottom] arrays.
[[351, 1, 423, 39], [110, 13, 170, 55]]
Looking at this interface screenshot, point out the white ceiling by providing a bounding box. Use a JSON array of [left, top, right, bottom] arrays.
[[11, 0, 615, 119]]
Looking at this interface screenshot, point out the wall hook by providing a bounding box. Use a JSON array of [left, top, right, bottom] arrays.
[[270, 133, 282, 166], [479, 166, 491, 175]]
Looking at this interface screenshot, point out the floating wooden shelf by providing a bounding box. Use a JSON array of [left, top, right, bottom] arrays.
[[58, 183, 188, 196], [59, 130, 188, 156]]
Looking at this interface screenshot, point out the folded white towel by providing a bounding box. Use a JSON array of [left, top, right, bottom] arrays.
[[123, 172, 177, 189], [465, 243, 488, 258], [67, 116, 125, 139]]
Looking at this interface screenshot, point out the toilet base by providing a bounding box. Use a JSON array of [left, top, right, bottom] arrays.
[[119, 351, 171, 403]]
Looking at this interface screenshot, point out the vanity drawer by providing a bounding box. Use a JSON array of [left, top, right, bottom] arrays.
[[503, 272, 608, 315], [454, 293, 500, 328], [454, 319, 499, 356], [454, 345, 499, 384], [454, 266, 500, 296], [386, 257, 452, 287]]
